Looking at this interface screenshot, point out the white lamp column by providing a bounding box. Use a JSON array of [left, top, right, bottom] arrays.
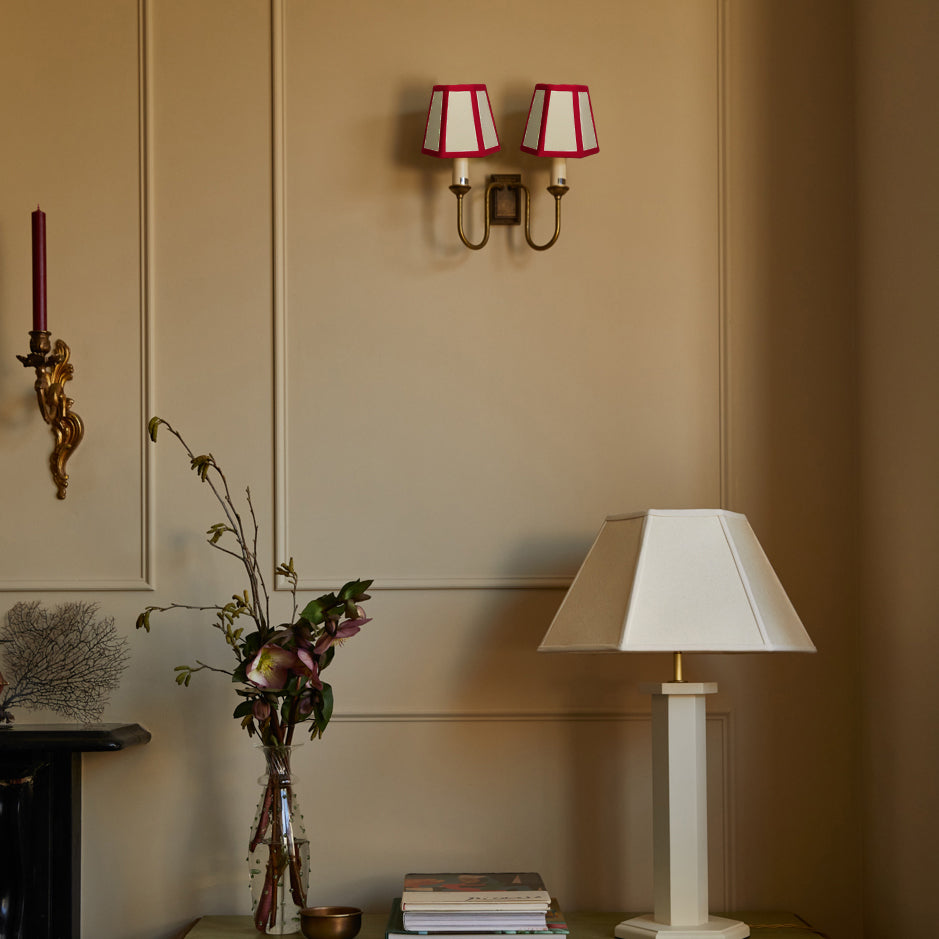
[[616, 683, 748, 939]]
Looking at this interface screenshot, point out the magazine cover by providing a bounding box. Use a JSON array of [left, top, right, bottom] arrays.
[[402, 874, 551, 910]]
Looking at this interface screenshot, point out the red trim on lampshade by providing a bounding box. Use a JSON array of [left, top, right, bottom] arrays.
[[520, 83, 599, 159], [421, 84, 501, 159]]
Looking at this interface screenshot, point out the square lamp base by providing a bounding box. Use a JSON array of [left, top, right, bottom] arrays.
[[615, 915, 749, 939]]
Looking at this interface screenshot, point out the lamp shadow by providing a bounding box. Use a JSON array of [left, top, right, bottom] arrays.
[[445, 534, 657, 909]]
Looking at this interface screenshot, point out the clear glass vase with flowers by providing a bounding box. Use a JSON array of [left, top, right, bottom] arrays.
[[136, 417, 372, 933]]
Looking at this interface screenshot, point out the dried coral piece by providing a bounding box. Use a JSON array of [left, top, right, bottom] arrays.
[[0, 600, 128, 724]]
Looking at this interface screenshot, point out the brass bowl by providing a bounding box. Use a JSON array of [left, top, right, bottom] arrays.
[[300, 906, 362, 939]]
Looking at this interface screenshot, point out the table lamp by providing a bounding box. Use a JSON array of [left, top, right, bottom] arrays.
[[538, 509, 816, 939]]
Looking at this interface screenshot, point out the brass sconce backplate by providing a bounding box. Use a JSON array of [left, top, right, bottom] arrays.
[[489, 174, 522, 225]]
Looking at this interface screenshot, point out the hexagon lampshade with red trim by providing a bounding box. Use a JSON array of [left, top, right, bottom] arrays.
[[422, 84, 501, 158], [520, 83, 599, 158]]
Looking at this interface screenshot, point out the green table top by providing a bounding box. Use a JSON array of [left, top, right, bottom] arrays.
[[182, 910, 826, 939]]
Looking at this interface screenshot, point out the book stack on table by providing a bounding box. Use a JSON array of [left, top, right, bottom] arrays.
[[386, 873, 569, 939]]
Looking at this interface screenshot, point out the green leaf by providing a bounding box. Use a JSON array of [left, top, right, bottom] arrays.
[[318, 682, 334, 731], [190, 454, 213, 481], [233, 700, 254, 719], [206, 523, 230, 545], [239, 631, 264, 660], [135, 609, 151, 632], [147, 416, 163, 442], [339, 579, 373, 600], [299, 598, 327, 626]]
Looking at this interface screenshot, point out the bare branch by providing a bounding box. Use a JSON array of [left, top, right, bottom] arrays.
[[152, 418, 270, 633]]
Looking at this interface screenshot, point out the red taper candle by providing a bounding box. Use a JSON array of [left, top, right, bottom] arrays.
[[31, 206, 47, 332]]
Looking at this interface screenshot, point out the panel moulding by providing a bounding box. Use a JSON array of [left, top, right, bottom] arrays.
[[272, 0, 730, 591], [138, 0, 156, 591], [272, 0, 290, 593], [718, 0, 732, 511], [1, 0, 155, 593]]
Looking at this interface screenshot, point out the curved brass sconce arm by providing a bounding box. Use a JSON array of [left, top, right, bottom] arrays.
[[16, 330, 84, 499], [449, 179, 506, 250], [450, 178, 570, 252], [517, 182, 569, 252]]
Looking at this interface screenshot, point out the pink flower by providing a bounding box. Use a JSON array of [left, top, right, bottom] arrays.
[[246, 643, 297, 691], [291, 621, 315, 650], [296, 691, 316, 717], [253, 698, 271, 721], [313, 611, 371, 655], [293, 648, 323, 689]]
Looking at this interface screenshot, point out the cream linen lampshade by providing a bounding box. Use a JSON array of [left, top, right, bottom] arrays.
[[539, 509, 815, 655]]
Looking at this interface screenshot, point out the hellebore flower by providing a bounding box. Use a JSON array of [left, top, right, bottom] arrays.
[[296, 690, 316, 717], [293, 648, 323, 689], [313, 610, 371, 655], [291, 621, 315, 650], [253, 698, 271, 721], [246, 642, 296, 691]]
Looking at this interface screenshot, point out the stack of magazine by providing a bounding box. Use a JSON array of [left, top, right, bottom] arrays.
[[386, 872, 569, 939]]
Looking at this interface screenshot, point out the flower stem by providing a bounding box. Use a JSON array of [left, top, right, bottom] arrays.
[[249, 777, 274, 852]]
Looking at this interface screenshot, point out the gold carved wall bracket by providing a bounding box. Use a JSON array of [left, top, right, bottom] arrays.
[[17, 330, 84, 499]]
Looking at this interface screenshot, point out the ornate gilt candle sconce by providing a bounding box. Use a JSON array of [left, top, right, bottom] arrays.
[[17, 330, 84, 499]]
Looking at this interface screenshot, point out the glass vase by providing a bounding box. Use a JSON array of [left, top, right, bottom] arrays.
[[248, 745, 309, 935]]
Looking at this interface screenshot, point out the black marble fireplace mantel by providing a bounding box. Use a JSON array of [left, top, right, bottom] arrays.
[[0, 722, 151, 939]]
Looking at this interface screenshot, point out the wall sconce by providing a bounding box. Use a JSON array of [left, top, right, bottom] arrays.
[[15, 207, 83, 500], [422, 83, 599, 251]]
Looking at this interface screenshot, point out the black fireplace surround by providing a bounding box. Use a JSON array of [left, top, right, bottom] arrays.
[[0, 722, 150, 939]]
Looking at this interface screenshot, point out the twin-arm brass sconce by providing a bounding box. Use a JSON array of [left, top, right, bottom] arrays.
[[16, 207, 83, 500], [451, 173, 568, 252], [423, 83, 599, 252]]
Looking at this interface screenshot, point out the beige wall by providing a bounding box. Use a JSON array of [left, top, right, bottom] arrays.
[[856, 1, 939, 936], [2, 2, 933, 938], [723, 3, 861, 933]]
